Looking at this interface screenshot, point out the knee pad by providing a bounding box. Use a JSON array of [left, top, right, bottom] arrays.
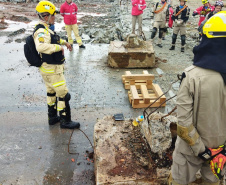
[[172, 34, 177, 40], [47, 92, 56, 97], [181, 35, 186, 41], [151, 27, 157, 38], [59, 92, 71, 102], [159, 28, 164, 38]]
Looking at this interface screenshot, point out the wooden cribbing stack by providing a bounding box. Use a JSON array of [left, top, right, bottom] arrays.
[[122, 70, 166, 108]]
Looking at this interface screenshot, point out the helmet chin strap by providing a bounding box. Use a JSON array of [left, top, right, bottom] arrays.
[[39, 13, 52, 25]]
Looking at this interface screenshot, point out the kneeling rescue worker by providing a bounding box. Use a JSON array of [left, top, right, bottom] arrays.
[[34, 1, 80, 129], [168, 11, 226, 184]]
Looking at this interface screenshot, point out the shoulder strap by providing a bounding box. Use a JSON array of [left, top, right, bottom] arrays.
[[175, 5, 188, 17], [154, 2, 167, 14], [33, 24, 46, 35]]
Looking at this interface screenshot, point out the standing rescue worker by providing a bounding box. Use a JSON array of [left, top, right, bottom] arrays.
[[192, 0, 214, 26], [151, 0, 169, 48], [131, 0, 147, 36], [169, 0, 190, 52], [34, 1, 80, 129], [168, 11, 226, 184], [60, 0, 85, 48]]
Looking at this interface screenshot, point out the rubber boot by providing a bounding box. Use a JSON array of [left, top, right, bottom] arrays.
[[48, 105, 60, 125], [169, 45, 175, 50], [181, 47, 185, 52], [157, 38, 163, 48], [60, 102, 80, 129]]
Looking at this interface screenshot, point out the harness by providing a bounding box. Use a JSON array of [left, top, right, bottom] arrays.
[[154, 2, 167, 14], [175, 5, 188, 17]]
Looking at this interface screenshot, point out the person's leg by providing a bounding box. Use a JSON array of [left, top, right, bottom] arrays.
[[40, 65, 59, 125], [65, 24, 73, 45], [180, 26, 186, 52], [43, 65, 80, 129], [170, 150, 202, 184], [132, 15, 137, 34], [170, 27, 179, 50], [71, 24, 84, 48], [138, 14, 143, 36]]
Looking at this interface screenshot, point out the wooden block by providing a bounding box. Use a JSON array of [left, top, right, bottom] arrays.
[[122, 71, 132, 83], [122, 74, 155, 81], [130, 85, 139, 105], [140, 85, 150, 104]]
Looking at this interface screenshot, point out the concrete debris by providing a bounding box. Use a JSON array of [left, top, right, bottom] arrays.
[[140, 112, 177, 158]]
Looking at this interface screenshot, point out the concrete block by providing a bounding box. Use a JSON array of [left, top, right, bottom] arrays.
[[108, 36, 155, 68]]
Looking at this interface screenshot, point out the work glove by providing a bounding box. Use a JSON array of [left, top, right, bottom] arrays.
[[198, 145, 224, 161], [206, 8, 211, 12], [200, 11, 206, 15], [165, 22, 168, 28], [210, 150, 226, 180], [192, 12, 198, 16]]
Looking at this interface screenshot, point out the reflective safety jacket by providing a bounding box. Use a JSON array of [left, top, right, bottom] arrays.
[[131, 0, 146, 16], [33, 21, 67, 65], [60, 1, 78, 25], [193, 4, 214, 26]]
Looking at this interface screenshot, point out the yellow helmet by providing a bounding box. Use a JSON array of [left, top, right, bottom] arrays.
[[202, 0, 208, 4], [36, 1, 56, 15], [180, 0, 187, 2], [203, 11, 226, 38]]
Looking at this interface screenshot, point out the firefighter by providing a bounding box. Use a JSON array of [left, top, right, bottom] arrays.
[[131, 0, 146, 36], [151, 0, 169, 48], [192, 0, 214, 26], [168, 11, 226, 184], [34, 1, 80, 129], [60, 0, 85, 48], [169, 0, 190, 52]]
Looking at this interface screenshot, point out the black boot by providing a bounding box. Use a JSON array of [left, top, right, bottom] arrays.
[[169, 45, 175, 50], [48, 105, 60, 125], [59, 93, 80, 129], [181, 47, 185, 52], [79, 44, 86, 49]]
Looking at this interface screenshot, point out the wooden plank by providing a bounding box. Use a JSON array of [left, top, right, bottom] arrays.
[[130, 85, 140, 105], [122, 71, 132, 83], [122, 74, 155, 81], [140, 85, 151, 104], [152, 83, 165, 98]]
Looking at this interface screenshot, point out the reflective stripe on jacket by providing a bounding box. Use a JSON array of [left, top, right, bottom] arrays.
[[60, 1, 78, 25]]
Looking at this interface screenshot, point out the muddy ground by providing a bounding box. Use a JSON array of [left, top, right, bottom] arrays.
[[0, 1, 223, 185]]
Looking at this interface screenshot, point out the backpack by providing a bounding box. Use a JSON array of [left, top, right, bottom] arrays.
[[24, 24, 45, 67]]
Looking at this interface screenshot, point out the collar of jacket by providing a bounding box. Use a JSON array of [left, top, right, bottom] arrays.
[[193, 35, 226, 82]]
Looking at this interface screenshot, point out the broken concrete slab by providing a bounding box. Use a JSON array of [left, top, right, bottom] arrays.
[[94, 116, 173, 185], [140, 112, 177, 158], [108, 35, 155, 68]]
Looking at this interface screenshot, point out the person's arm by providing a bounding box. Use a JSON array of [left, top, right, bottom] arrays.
[[176, 70, 205, 156], [74, 3, 78, 13], [166, 4, 169, 22], [34, 28, 62, 54], [194, 6, 203, 15], [141, 0, 146, 10], [183, 7, 190, 23], [132, 0, 138, 6], [60, 4, 65, 17]]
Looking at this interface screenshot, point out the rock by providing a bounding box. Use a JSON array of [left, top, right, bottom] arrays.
[[140, 112, 177, 158]]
